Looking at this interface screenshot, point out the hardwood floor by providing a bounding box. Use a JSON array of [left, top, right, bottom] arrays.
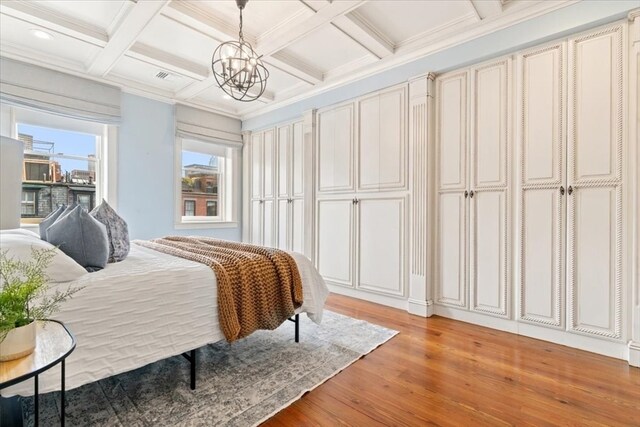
[[264, 294, 640, 427]]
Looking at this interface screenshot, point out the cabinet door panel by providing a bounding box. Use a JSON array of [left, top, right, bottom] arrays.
[[263, 200, 275, 248], [251, 133, 262, 199], [520, 43, 564, 185], [317, 105, 354, 193], [292, 121, 304, 198], [569, 26, 623, 183], [357, 198, 405, 296], [291, 199, 304, 254], [568, 185, 621, 339], [472, 60, 508, 188], [277, 125, 290, 198], [277, 199, 289, 250], [436, 192, 467, 307], [520, 188, 564, 327], [263, 129, 275, 199], [251, 200, 262, 245], [470, 190, 507, 317], [317, 199, 353, 287], [358, 95, 380, 190], [437, 72, 467, 191], [378, 88, 406, 190]]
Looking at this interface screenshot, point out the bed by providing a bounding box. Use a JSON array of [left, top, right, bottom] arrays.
[[2, 242, 329, 396]]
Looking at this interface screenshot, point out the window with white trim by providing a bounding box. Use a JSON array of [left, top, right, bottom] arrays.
[[177, 138, 238, 225]]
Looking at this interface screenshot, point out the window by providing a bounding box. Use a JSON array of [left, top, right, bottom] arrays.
[[184, 200, 196, 216], [21, 191, 36, 216], [177, 137, 238, 226], [10, 107, 112, 224], [76, 193, 92, 211], [206, 201, 217, 216]]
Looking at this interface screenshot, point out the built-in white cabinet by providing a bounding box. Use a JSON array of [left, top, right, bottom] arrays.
[[517, 23, 626, 341], [435, 58, 511, 318], [275, 121, 305, 253], [316, 84, 409, 303], [250, 129, 275, 246]]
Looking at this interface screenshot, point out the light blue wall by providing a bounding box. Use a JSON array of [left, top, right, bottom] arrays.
[[243, 0, 637, 131], [118, 93, 241, 241]]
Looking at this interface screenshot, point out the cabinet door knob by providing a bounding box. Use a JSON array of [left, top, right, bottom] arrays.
[[560, 186, 565, 195], [464, 191, 468, 198], [568, 186, 573, 195], [469, 190, 474, 198]]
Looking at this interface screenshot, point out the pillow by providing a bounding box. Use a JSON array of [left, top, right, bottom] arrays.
[[0, 233, 87, 282], [39, 205, 66, 240], [46, 206, 109, 271], [90, 199, 130, 262], [0, 228, 40, 239]]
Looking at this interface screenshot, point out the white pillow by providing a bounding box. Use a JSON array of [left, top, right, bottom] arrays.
[[0, 228, 41, 238], [0, 233, 88, 282]]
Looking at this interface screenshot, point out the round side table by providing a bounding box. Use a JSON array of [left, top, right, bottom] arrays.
[[0, 320, 76, 427]]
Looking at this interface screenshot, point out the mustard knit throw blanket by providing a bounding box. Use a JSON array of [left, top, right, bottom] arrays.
[[136, 236, 303, 342]]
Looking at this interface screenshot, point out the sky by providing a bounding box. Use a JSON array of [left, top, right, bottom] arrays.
[[18, 123, 96, 174]]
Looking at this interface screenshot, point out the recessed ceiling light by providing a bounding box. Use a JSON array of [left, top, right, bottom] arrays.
[[222, 94, 232, 100], [31, 29, 54, 40]]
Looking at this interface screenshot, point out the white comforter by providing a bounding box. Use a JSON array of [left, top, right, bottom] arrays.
[[5, 244, 329, 396]]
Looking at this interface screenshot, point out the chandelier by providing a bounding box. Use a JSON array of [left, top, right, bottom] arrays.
[[211, 0, 269, 102]]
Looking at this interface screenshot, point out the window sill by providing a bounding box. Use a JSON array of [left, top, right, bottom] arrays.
[[174, 221, 238, 230]]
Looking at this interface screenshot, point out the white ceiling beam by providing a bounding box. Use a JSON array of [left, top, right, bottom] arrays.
[[0, 1, 109, 47], [87, 0, 170, 77], [126, 43, 210, 81], [469, 0, 504, 20], [162, 0, 257, 46], [176, 77, 275, 103], [256, 0, 367, 56], [332, 11, 394, 59], [264, 52, 323, 85]]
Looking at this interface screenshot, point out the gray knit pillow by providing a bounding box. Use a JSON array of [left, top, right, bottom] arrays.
[[39, 205, 66, 240], [90, 199, 130, 263], [46, 205, 109, 271]]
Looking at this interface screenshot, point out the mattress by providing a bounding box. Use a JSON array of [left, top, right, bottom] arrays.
[[4, 244, 329, 396]]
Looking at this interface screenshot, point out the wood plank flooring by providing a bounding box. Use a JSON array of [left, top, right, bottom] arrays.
[[263, 294, 640, 426]]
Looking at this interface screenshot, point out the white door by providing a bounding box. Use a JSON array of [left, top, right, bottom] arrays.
[[263, 129, 275, 200], [317, 104, 355, 193], [567, 24, 624, 340], [251, 133, 262, 199], [263, 199, 275, 248], [291, 198, 304, 254], [316, 199, 353, 287], [277, 199, 289, 250], [358, 86, 407, 192], [357, 197, 406, 296], [251, 200, 263, 245], [292, 121, 304, 198], [277, 125, 290, 199], [469, 59, 510, 318], [436, 71, 468, 308], [517, 42, 566, 327]]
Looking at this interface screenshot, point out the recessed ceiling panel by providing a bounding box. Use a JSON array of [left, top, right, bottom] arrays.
[[262, 66, 311, 94], [356, 1, 475, 45], [283, 25, 373, 74], [109, 56, 193, 93], [31, 0, 127, 33], [195, 0, 312, 39], [0, 14, 100, 67], [137, 14, 218, 68]]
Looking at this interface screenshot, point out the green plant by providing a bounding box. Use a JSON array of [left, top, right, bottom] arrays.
[[0, 247, 82, 342]]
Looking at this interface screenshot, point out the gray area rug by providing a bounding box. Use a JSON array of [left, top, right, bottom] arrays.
[[22, 311, 398, 426]]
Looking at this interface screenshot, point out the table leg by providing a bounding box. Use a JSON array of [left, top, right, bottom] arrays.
[[61, 359, 65, 427], [34, 374, 39, 427]]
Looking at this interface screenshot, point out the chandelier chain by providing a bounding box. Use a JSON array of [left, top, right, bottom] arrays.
[[238, 8, 243, 42]]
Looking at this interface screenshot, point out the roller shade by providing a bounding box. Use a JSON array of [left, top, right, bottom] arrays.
[[0, 58, 121, 124], [175, 104, 242, 149]]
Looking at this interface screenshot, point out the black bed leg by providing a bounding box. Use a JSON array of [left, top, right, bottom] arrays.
[[295, 314, 299, 343], [190, 349, 196, 390]]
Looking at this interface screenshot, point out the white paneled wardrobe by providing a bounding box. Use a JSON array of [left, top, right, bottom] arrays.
[[433, 21, 632, 360]]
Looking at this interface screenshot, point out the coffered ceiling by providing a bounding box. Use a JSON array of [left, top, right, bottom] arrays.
[[0, 0, 577, 119]]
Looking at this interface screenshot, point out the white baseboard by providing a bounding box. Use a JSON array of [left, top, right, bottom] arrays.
[[408, 299, 434, 317], [629, 341, 640, 367], [327, 285, 408, 311], [434, 305, 629, 361]]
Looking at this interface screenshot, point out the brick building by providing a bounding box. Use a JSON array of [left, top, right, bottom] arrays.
[[181, 164, 219, 217]]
